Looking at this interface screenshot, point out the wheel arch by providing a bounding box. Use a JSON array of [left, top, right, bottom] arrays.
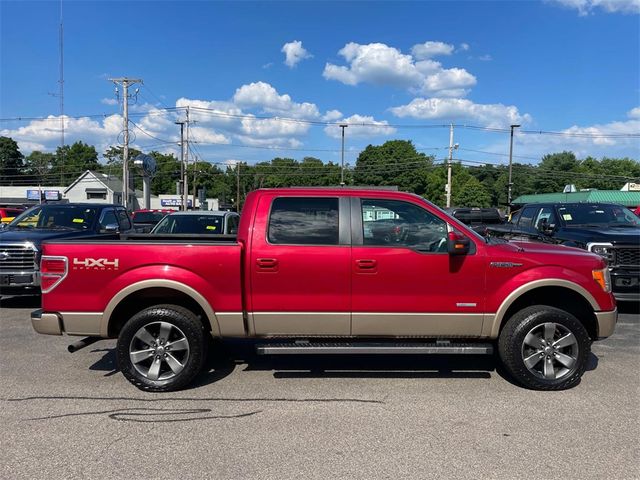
[[102, 279, 221, 338], [490, 279, 600, 340]]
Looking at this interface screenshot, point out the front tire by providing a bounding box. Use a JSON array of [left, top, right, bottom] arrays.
[[498, 305, 591, 390], [116, 304, 207, 392]]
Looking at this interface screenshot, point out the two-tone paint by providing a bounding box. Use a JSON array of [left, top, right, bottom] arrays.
[[34, 188, 617, 342]]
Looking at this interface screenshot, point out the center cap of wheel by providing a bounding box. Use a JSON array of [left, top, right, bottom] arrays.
[[544, 346, 553, 355], [156, 346, 166, 355]]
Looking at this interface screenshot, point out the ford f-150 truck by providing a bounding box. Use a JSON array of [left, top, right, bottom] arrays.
[[31, 188, 618, 392]]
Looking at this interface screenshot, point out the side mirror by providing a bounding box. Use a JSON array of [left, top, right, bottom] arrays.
[[101, 223, 119, 233], [447, 231, 470, 255]]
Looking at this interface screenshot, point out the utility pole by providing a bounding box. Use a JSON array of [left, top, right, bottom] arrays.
[[445, 124, 458, 208], [58, 0, 64, 172], [184, 107, 190, 211], [507, 124, 521, 214], [109, 77, 143, 209], [339, 124, 348, 186], [175, 121, 185, 210]]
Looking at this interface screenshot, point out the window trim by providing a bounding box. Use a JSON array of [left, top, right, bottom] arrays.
[[265, 196, 349, 247]]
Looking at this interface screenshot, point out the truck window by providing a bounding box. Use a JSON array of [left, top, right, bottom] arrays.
[[518, 206, 538, 229], [534, 207, 557, 230], [268, 197, 339, 245], [116, 209, 132, 231], [226, 215, 239, 234], [99, 210, 118, 229], [361, 198, 447, 251]]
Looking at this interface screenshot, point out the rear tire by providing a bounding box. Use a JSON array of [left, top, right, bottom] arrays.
[[116, 304, 207, 392], [498, 305, 591, 390]]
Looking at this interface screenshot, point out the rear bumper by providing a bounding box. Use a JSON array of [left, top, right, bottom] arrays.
[[31, 309, 63, 335], [595, 308, 618, 339]]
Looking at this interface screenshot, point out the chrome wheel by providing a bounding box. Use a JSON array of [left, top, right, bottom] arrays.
[[129, 321, 190, 381], [521, 322, 579, 380]]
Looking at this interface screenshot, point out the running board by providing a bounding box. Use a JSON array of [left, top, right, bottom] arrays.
[[256, 341, 493, 355]]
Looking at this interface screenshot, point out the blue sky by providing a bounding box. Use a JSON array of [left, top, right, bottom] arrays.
[[1, 0, 639, 169]]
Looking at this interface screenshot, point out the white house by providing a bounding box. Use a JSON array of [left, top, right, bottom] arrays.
[[63, 170, 146, 209]]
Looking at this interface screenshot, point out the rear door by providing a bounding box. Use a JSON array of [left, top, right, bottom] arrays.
[[249, 194, 351, 335]]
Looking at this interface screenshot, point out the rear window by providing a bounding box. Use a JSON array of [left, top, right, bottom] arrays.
[[153, 214, 225, 234], [268, 197, 339, 245], [133, 211, 167, 223]]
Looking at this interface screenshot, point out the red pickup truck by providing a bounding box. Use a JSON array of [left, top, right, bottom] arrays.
[[31, 188, 617, 392]]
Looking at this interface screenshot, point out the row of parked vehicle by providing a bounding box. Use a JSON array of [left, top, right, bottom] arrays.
[[0, 203, 239, 295]]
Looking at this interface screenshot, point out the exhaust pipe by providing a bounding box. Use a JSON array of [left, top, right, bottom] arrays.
[[68, 336, 101, 353]]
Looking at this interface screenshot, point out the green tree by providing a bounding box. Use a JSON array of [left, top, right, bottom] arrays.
[[24, 151, 56, 185], [50, 141, 100, 185], [453, 176, 493, 207], [149, 151, 181, 195], [0, 136, 25, 185], [353, 140, 434, 192]]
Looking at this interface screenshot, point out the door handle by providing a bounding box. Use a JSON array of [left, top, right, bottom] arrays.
[[256, 258, 279, 271], [355, 259, 377, 272]]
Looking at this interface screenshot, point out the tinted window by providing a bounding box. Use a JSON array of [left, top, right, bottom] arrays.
[[10, 205, 97, 230], [116, 209, 131, 230], [99, 210, 118, 229], [153, 214, 225, 234], [133, 212, 166, 223], [268, 197, 339, 245], [558, 204, 640, 226], [362, 199, 447, 252], [534, 207, 558, 230], [226, 215, 239, 234], [518, 207, 538, 229]]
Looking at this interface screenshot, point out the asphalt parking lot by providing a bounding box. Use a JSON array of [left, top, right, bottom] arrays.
[[1, 296, 638, 480]]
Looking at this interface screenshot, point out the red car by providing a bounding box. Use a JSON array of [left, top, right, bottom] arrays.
[[32, 188, 617, 392], [0, 206, 25, 224]]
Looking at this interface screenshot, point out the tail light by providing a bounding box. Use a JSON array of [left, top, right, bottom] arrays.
[[40, 256, 68, 293]]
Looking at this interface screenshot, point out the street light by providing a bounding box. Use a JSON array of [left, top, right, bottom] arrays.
[[507, 124, 520, 214], [339, 124, 348, 186]]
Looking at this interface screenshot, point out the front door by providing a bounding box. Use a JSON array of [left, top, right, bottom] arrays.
[[250, 195, 351, 336], [351, 197, 486, 336]]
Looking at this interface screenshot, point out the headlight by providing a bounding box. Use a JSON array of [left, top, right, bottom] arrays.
[[587, 242, 613, 264], [592, 268, 612, 293]]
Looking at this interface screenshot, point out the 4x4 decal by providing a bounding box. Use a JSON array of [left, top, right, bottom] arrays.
[[72, 258, 119, 270]]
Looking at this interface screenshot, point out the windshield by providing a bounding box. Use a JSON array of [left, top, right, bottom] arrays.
[[9, 205, 98, 230], [152, 214, 225, 234], [133, 211, 167, 223], [559, 204, 640, 227]]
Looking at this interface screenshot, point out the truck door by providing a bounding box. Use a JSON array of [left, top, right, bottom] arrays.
[[351, 197, 486, 336], [249, 195, 351, 335]]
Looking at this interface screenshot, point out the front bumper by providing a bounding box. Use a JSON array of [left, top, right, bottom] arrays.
[[595, 308, 618, 339], [31, 309, 63, 335], [0, 271, 39, 295]]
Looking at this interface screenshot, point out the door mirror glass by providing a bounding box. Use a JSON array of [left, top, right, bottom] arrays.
[[447, 231, 470, 255]]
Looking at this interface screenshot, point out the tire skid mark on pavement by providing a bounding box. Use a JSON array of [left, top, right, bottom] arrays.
[[3, 395, 385, 424]]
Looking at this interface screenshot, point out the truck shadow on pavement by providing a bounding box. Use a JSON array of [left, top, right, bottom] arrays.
[[88, 340, 600, 389], [0, 295, 40, 309]]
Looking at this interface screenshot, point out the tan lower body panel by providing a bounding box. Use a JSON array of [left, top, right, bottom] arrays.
[[251, 312, 351, 336], [60, 312, 103, 336], [352, 313, 485, 337], [595, 308, 617, 338], [216, 312, 246, 336]]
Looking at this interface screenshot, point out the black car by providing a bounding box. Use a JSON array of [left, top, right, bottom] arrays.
[[445, 207, 504, 235], [0, 203, 134, 295], [488, 202, 640, 302]]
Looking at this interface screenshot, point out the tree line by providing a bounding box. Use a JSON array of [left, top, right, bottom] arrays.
[[1, 136, 638, 209]]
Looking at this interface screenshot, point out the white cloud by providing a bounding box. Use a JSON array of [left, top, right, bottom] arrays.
[[281, 40, 313, 68], [324, 114, 397, 139], [411, 41, 455, 59], [390, 97, 532, 128], [189, 126, 230, 145], [322, 110, 343, 122], [323, 42, 476, 96], [478, 54, 493, 61], [232, 81, 320, 119], [101, 98, 118, 106], [459, 43, 470, 52], [548, 0, 640, 15], [627, 106, 640, 119]]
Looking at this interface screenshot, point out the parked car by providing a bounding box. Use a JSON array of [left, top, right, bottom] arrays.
[[487, 202, 640, 302], [0, 207, 25, 226], [0, 203, 135, 295], [32, 189, 616, 392], [445, 207, 504, 235], [150, 210, 240, 235], [131, 209, 173, 233]]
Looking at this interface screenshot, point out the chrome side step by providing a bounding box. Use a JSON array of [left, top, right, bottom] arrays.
[[256, 341, 493, 355]]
